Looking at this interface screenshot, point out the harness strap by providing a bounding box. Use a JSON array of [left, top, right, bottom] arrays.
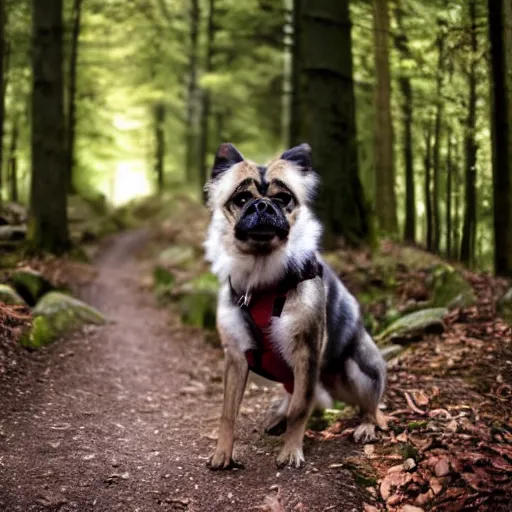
[[228, 257, 323, 391]]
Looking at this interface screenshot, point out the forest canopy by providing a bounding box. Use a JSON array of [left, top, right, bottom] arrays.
[[0, 0, 510, 275]]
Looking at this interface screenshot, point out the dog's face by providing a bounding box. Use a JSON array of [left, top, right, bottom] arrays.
[[205, 143, 319, 257]]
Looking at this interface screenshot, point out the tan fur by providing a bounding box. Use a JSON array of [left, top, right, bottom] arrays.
[[209, 327, 249, 470]]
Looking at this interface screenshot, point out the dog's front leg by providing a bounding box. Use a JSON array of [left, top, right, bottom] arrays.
[[209, 347, 248, 470], [276, 342, 318, 468]]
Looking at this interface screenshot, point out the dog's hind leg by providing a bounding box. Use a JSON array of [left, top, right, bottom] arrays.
[[334, 331, 388, 443], [264, 392, 290, 436]]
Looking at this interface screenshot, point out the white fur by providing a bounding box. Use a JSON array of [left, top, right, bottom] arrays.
[[204, 205, 322, 292]]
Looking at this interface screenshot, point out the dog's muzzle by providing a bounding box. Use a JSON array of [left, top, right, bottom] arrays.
[[235, 199, 289, 242]]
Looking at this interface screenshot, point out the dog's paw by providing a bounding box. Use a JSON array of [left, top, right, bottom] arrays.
[[207, 450, 244, 471], [353, 423, 377, 444], [276, 445, 305, 468]]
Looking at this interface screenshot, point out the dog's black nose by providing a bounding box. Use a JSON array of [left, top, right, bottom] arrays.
[[246, 199, 276, 216]]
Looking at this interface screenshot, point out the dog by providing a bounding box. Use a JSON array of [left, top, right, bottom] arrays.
[[204, 142, 387, 469]]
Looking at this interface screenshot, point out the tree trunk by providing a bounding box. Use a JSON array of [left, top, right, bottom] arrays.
[[296, 0, 370, 247], [445, 134, 453, 258], [289, 0, 302, 147], [432, 27, 446, 253], [65, 0, 83, 195], [394, 1, 415, 243], [0, 0, 5, 202], [8, 116, 18, 202], [373, 0, 397, 234], [452, 139, 461, 260], [154, 102, 165, 194], [30, 0, 69, 254], [198, 0, 215, 190], [488, 0, 512, 276], [424, 121, 434, 251], [184, 0, 200, 185], [460, 0, 478, 266]]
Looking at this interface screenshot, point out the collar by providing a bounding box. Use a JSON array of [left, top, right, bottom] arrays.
[[228, 256, 323, 310]]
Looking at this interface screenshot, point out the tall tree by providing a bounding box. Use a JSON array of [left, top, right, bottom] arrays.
[[0, 0, 5, 202], [445, 133, 453, 258], [289, 0, 301, 147], [184, 0, 200, 185], [394, 0, 415, 243], [294, 0, 369, 246], [65, 0, 83, 194], [432, 23, 446, 253], [460, 0, 478, 266], [487, 0, 512, 276], [7, 116, 18, 202], [424, 120, 434, 251], [198, 0, 215, 189], [154, 101, 165, 193], [372, 0, 397, 234], [30, 0, 69, 253]]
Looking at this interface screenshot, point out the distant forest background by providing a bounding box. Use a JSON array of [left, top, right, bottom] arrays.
[[0, 0, 511, 277]]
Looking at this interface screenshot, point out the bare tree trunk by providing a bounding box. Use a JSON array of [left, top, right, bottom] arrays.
[[488, 0, 512, 276], [30, 0, 69, 254], [8, 115, 18, 202], [424, 121, 434, 251], [452, 139, 461, 260], [394, 1, 415, 243], [0, 0, 5, 202], [289, 0, 301, 147], [154, 102, 165, 194], [65, 0, 83, 195], [373, 0, 398, 234], [432, 26, 446, 253], [296, 0, 370, 246], [446, 134, 453, 258], [198, 0, 215, 190], [184, 0, 200, 184], [460, 0, 478, 266]]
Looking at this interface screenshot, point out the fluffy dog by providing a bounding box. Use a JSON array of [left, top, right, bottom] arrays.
[[204, 142, 387, 469]]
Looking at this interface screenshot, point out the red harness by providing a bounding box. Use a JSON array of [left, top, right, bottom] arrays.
[[229, 260, 323, 394]]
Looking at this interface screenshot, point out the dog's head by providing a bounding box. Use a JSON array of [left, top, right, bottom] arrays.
[[204, 143, 322, 283]]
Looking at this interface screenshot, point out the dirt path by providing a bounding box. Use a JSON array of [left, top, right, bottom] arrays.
[[0, 230, 365, 512]]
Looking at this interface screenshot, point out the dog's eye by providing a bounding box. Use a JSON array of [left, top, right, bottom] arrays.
[[273, 192, 293, 207], [232, 191, 253, 208]]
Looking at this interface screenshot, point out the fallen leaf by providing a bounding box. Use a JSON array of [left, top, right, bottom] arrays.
[[434, 457, 450, 477]]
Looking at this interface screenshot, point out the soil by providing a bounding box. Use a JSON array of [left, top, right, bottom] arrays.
[[0, 230, 366, 512]]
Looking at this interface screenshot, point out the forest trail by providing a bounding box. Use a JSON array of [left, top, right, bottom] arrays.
[[0, 230, 365, 512]]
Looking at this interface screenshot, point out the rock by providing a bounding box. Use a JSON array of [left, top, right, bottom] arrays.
[[21, 292, 106, 348], [380, 344, 404, 361], [0, 225, 26, 242], [178, 272, 218, 331], [498, 288, 512, 324], [376, 308, 447, 344], [0, 202, 27, 225], [427, 264, 475, 308], [158, 245, 196, 269], [0, 284, 26, 305], [9, 268, 53, 306]]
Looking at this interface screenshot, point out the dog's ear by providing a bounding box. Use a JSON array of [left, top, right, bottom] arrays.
[[280, 143, 312, 170], [211, 143, 244, 179]]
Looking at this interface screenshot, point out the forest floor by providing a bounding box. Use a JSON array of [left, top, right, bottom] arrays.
[[0, 222, 511, 511]]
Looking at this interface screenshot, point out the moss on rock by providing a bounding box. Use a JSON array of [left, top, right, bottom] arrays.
[[0, 284, 26, 305], [20, 292, 106, 348], [376, 307, 447, 344], [178, 272, 218, 331], [9, 268, 53, 306], [427, 264, 475, 308]]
